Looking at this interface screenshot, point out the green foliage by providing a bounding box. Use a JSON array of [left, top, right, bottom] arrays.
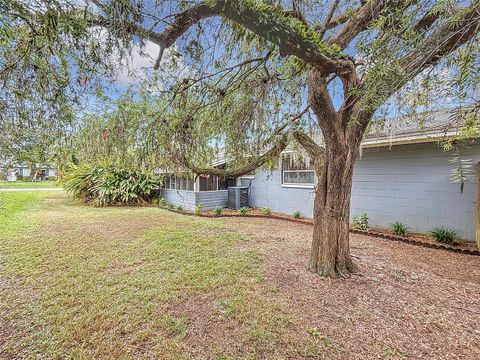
[[63, 165, 160, 207], [175, 205, 184, 212], [261, 207, 272, 216], [430, 226, 458, 244], [241, 0, 343, 60], [214, 207, 223, 216], [353, 213, 369, 231], [238, 207, 249, 215], [194, 203, 204, 214], [389, 222, 408, 237], [293, 211, 301, 219], [158, 198, 168, 207], [47, 176, 57, 181]]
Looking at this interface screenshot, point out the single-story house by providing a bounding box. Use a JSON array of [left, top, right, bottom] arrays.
[[0, 164, 57, 181], [159, 109, 480, 241]]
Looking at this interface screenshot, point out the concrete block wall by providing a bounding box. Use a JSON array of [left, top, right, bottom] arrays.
[[240, 173, 316, 218], [352, 142, 480, 240], [244, 142, 480, 241]]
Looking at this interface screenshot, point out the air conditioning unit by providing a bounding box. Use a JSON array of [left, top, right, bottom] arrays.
[[227, 186, 249, 209]]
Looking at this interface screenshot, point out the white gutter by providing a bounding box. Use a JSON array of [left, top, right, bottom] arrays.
[[361, 129, 460, 148]]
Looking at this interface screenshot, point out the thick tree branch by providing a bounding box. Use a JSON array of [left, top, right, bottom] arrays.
[[307, 73, 339, 135], [183, 132, 289, 178], [86, 3, 221, 70], [328, 0, 408, 49], [350, 2, 480, 144], [399, 3, 479, 94], [292, 130, 325, 164], [414, 8, 449, 32], [317, 0, 341, 39], [150, 4, 222, 69], [179, 105, 312, 178], [144, 1, 352, 75]]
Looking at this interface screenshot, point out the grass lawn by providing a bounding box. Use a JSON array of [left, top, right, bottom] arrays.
[[0, 192, 296, 359], [0, 180, 58, 189], [1, 192, 479, 359]]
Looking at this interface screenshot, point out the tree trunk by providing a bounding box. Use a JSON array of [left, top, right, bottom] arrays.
[[309, 143, 357, 278]]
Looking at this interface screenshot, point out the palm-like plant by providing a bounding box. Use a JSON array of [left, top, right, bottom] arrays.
[[63, 165, 160, 206]]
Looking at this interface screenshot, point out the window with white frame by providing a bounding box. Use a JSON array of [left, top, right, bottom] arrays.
[[281, 152, 315, 186]]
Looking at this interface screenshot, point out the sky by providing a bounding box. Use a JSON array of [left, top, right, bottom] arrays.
[[76, 0, 472, 123]]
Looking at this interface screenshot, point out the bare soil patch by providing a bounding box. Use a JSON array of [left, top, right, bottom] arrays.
[[220, 217, 480, 359]]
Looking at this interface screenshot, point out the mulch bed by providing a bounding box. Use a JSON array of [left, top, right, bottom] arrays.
[[219, 217, 480, 359], [159, 206, 480, 256]]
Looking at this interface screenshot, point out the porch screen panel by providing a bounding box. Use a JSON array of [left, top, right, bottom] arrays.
[[199, 175, 218, 191]]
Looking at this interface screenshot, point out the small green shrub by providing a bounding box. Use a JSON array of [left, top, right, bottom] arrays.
[[238, 207, 249, 215], [175, 205, 184, 212], [353, 213, 369, 230], [293, 211, 301, 219], [213, 207, 223, 216], [167, 203, 175, 209], [158, 198, 168, 207], [15, 174, 24, 181], [430, 226, 458, 244], [390, 222, 408, 237], [47, 176, 57, 181], [194, 204, 204, 214], [261, 207, 272, 216]]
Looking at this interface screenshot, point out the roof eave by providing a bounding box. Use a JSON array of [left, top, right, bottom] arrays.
[[361, 129, 460, 148]]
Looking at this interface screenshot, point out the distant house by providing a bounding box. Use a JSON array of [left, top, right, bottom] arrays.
[[159, 109, 480, 241], [1, 164, 57, 181]]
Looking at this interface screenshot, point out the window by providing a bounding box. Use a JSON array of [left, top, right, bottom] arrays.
[[176, 175, 194, 191], [161, 174, 194, 191], [162, 175, 171, 189], [282, 153, 315, 186], [199, 175, 218, 191], [199, 174, 233, 191]]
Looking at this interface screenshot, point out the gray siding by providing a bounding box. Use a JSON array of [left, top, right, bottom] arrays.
[[240, 173, 316, 218], [159, 189, 196, 210], [246, 142, 480, 241], [195, 191, 228, 210], [159, 189, 228, 210], [352, 142, 480, 240]]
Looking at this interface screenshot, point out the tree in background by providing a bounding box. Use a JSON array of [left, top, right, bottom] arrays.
[[1, 0, 479, 276]]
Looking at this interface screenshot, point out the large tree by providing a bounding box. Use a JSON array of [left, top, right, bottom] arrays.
[[2, 0, 479, 277]]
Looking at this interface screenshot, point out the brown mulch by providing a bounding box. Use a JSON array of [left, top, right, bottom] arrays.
[[218, 216, 480, 359], [358, 227, 479, 252], [161, 206, 479, 256]]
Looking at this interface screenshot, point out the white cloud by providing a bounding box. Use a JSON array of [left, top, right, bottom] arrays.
[[115, 41, 195, 89]]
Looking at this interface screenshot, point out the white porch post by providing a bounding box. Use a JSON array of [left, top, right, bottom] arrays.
[[194, 177, 200, 192]]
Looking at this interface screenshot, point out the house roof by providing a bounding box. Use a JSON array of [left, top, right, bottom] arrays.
[[210, 108, 476, 166], [362, 108, 470, 148]]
